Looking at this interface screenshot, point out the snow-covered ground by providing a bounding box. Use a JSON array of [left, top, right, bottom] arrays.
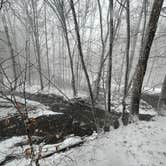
[[42, 116, 166, 166], [17, 85, 88, 99], [110, 99, 157, 116], [1, 116, 166, 166], [0, 96, 62, 119], [143, 87, 161, 94], [0, 85, 164, 166]]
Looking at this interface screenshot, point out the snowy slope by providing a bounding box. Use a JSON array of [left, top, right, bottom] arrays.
[[0, 96, 62, 119], [1, 116, 166, 166], [39, 116, 166, 166]]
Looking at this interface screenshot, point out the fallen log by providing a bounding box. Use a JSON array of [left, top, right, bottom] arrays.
[[39, 136, 85, 159]]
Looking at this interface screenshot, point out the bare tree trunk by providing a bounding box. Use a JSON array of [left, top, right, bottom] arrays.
[[141, 0, 148, 47], [130, 0, 164, 115], [61, 34, 65, 88], [44, 3, 51, 88], [69, 0, 95, 111], [145, 42, 157, 87], [2, 15, 17, 87], [157, 75, 166, 116], [31, 0, 44, 90], [63, 25, 77, 96], [0, 1, 4, 91], [25, 17, 31, 86], [128, 2, 144, 76], [22, 0, 32, 85], [45, 0, 77, 97], [58, 31, 62, 86], [93, 0, 106, 99], [94, 0, 125, 100], [122, 0, 130, 114], [25, 33, 31, 85], [107, 0, 113, 112], [0, 60, 4, 91], [51, 27, 56, 84], [62, 5, 77, 96], [7, 13, 22, 78], [127, 0, 148, 93]]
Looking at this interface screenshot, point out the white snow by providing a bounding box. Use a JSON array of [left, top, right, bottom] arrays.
[[39, 116, 166, 166], [114, 100, 157, 116], [0, 106, 62, 119], [0, 136, 25, 163], [28, 108, 62, 118], [40, 136, 83, 157], [139, 108, 157, 116], [0, 107, 17, 119], [0, 135, 83, 166], [0, 95, 44, 108], [0, 96, 62, 119], [17, 85, 88, 99], [143, 87, 161, 94], [1, 116, 166, 166]]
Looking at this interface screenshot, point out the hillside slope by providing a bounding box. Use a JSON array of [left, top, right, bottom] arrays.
[[40, 116, 166, 166]]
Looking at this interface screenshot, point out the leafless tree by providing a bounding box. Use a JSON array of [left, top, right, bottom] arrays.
[[69, 0, 97, 126], [130, 0, 164, 116], [31, 0, 44, 90], [2, 14, 18, 88], [122, 0, 130, 116], [107, 0, 113, 112], [44, 2, 51, 88], [45, 0, 77, 97]]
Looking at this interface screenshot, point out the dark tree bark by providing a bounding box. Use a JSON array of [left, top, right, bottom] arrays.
[[0, 64, 3, 91], [0, 1, 4, 90], [25, 34, 31, 85], [107, 0, 113, 112], [69, 0, 95, 116], [130, 0, 164, 115]]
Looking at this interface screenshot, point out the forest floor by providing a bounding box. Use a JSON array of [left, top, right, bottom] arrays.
[[40, 116, 166, 166], [0, 86, 165, 166], [0, 115, 166, 166]]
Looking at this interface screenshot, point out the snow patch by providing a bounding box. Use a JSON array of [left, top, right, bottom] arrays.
[[143, 87, 161, 94], [0, 96, 63, 119], [18, 85, 88, 99], [1, 116, 166, 166]]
